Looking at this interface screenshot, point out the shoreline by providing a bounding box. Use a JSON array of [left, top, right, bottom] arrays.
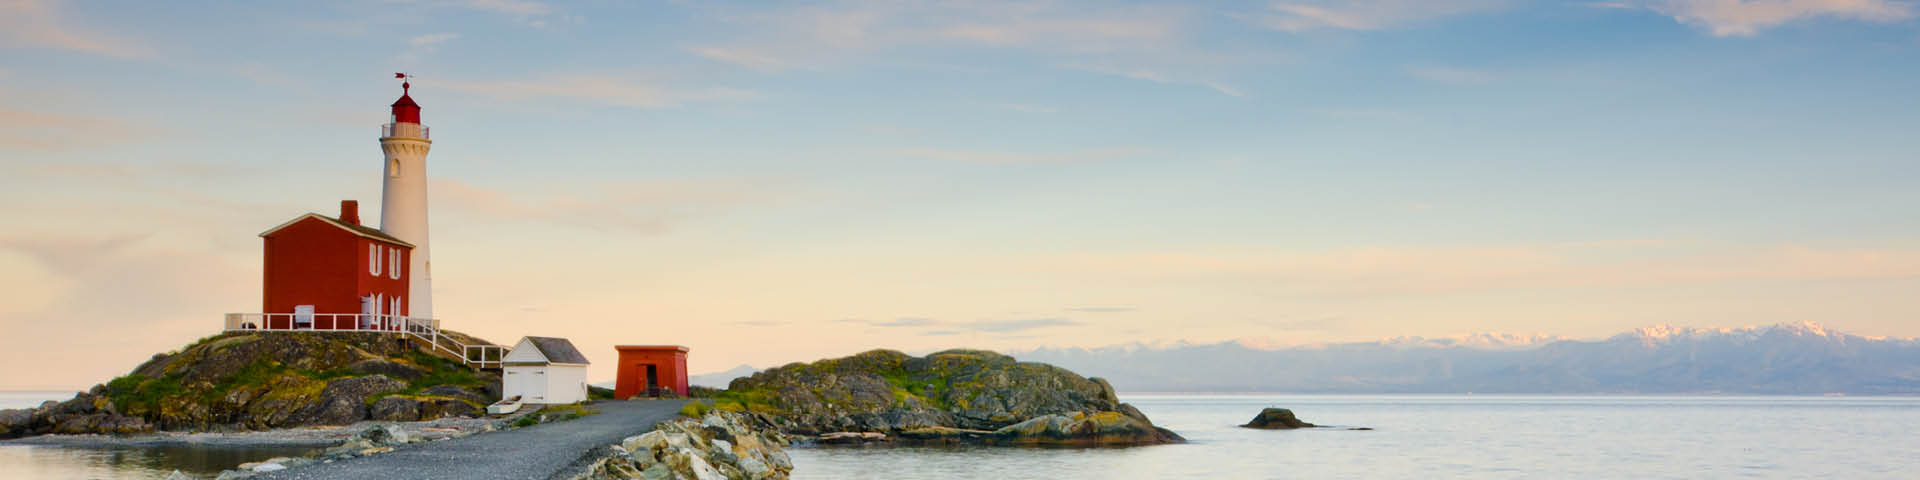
[[1, 414, 504, 450]]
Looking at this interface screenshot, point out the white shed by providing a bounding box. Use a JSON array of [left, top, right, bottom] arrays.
[[501, 336, 591, 405]]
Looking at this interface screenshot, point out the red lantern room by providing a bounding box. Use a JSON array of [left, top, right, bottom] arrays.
[[391, 80, 421, 124]]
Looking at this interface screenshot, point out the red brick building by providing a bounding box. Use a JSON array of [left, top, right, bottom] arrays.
[[614, 345, 690, 398], [256, 200, 414, 330]]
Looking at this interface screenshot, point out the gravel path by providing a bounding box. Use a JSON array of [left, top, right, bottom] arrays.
[[255, 399, 689, 480]]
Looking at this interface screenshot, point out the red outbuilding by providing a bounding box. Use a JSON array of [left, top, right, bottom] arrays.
[[257, 200, 415, 330], [614, 346, 690, 399]]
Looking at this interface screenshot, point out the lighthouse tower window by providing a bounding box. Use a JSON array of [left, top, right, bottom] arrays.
[[389, 158, 401, 178], [370, 244, 383, 276]]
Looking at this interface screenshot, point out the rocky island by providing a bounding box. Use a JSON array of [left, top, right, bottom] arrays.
[[1, 331, 503, 439], [703, 349, 1183, 447]]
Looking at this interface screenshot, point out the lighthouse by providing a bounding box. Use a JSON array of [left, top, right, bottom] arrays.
[[380, 78, 434, 321]]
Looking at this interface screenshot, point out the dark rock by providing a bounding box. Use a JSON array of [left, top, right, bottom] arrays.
[[0, 408, 32, 438], [287, 375, 407, 426], [420, 385, 489, 405], [421, 398, 478, 419], [369, 396, 421, 421], [1241, 408, 1316, 430], [987, 411, 1183, 446], [350, 359, 427, 381], [52, 413, 151, 435], [723, 349, 1182, 446], [1348, 427, 1374, 431]]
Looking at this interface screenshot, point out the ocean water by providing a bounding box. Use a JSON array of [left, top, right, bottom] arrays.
[[790, 394, 1920, 479], [4, 393, 1917, 478], [2, 392, 318, 479]]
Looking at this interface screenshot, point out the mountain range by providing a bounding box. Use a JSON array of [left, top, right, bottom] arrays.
[[1010, 321, 1920, 395]]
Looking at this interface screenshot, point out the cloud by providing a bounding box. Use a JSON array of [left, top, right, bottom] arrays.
[[872, 317, 938, 327], [731, 320, 788, 327], [966, 318, 1080, 333], [1063, 63, 1247, 97], [685, 46, 789, 71], [397, 33, 460, 63], [0, 107, 151, 151], [1410, 66, 1498, 85], [445, 0, 549, 16], [1238, 0, 1512, 32], [1630, 0, 1916, 36], [1036, 242, 1920, 295], [410, 32, 459, 47], [994, 103, 1060, 114], [1066, 307, 1136, 313], [922, 330, 963, 336], [443, 73, 756, 109], [432, 178, 766, 233], [0, 0, 156, 59], [891, 147, 1147, 165]]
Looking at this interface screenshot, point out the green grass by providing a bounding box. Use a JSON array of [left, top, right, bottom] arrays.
[[104, 372, 185, 417], [679, 400, 712, 417]]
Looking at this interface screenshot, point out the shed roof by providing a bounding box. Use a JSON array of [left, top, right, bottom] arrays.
[[524, 336, 590, 365]]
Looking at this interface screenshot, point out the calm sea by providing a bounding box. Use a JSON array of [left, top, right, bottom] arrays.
[[4, 392, 1918, 478], [791, 394, 1920, 479], [2, 391, 318, 479]]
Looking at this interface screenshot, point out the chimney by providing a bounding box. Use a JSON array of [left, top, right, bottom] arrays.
[[340, 200, 361, 225]]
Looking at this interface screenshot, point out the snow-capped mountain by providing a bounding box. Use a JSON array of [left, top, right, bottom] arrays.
[[1013, 322, 1920, 394]]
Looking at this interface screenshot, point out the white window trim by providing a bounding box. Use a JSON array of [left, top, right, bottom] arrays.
[[389, 249, 402, 279], [370, 244, 382, 276]]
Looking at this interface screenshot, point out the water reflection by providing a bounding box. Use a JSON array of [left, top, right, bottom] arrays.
[[0, 443, 319, 479]]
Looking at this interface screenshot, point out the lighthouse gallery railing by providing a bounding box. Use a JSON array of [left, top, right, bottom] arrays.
[[381, 123, 430, 139], [222, 313, 500, 369]]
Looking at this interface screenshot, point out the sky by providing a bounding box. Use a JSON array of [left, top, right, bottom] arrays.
[[2, 0, 1919, 390]]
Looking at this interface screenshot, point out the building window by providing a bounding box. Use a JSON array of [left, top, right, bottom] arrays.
[[389, 249, 402, 279], [392, 296, 403, 319], [370, 244, 382, 276]]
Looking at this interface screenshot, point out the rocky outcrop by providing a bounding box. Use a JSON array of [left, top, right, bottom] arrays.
[[716, 349, 1182, 446], [1241, 407, 1315, 429], [0, 386, 154, 438], [583, 412, 793, 480], [0, 332, 499, 439]]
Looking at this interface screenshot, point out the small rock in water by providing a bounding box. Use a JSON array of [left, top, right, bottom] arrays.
[[251, 463, 288, 472], [1241, 407, 1317, 430]]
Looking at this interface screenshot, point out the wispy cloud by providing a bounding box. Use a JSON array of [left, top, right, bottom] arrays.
[[0, 107, 151, 151], [1624, 0, 1916, 36], [1037, 242, 1920, 295], [685, 46, 790, 72], [0, 0, 157, 59], [966, 318, 1080, 333], [891, 147, 1147, 165], [994, 103, 1060, 114], [397, 32, 460, 63], [1410, 66, 1498, 85], [1066, 307, 1136, 313], [1237, 0, 1512, 32], [1063, 63, 1247, 97], [432, 178, 767, 233], [443, 73, 757, 109], [872, 317, 938, 327]]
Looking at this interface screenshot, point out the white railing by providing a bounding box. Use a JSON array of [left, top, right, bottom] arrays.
[[381, 123, 429, 139], [223, 313, 501, 369]]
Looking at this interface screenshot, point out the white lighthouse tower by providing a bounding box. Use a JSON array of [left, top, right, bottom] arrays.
[[380, 78, 434, 321]]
